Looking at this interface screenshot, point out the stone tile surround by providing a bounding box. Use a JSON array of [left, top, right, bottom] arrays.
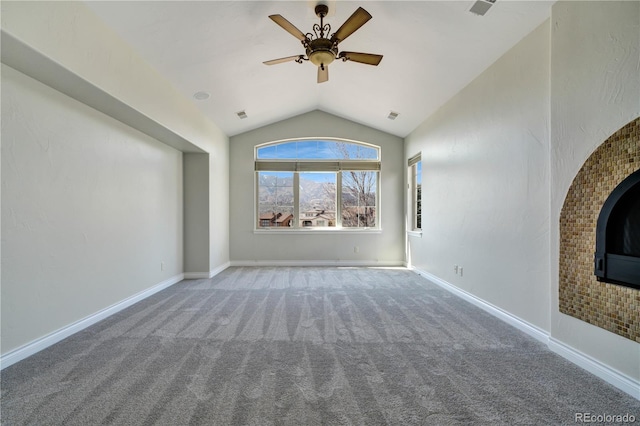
[[559, 117, 640, 342]]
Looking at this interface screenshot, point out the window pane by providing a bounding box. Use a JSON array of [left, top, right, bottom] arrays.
[[342, 171, 377, 227], [409, 161, 422, 231], [256, 144, 278, 159], [299, 172, 336, 227], [416, 161, 422, 229], [316, 141, 337, 158], [258, 172, 294, 228], [257, 140, 379, 160], [296, 140, 319, 159], [358, 145, 378, 159], [256, 140, 381, 230], [257, 142, 297, 159], [332, 142, 378, 160]]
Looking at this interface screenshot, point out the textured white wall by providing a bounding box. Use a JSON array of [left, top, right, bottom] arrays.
[[406, 0, 640, 383], [1, 0, 230, 277], [550, 1, 640, 379], [1, 65, 184, 353], [0, 1, 225, 153], [404, 21, 551, 330], [229, 110, 405, 265]]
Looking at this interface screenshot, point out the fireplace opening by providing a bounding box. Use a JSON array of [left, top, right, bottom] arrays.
[[594, 168, 640, 289]]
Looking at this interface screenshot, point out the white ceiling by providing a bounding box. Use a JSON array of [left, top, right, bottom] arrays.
[[84, 1, 553, 138]]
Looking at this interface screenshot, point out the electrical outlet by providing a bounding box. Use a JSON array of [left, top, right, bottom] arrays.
[[161, 261, 165, 271], [460, 267, 464, 277], [354, 246, 359, 253], [454, 264, 458, 274]]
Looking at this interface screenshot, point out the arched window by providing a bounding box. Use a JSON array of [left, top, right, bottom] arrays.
[[255, 138, 381, 230]]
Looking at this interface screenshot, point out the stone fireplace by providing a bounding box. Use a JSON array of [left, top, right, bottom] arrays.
[[559, 117, 639, 342]]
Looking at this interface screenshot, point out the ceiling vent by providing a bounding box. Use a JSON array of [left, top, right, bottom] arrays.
[[469, 0, 496, 16], [236, 110, 248, 119], [387, 111, 399, 120]]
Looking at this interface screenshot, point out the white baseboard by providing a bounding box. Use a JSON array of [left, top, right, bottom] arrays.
[[412, 268, 549, 344], [548, 338, 640, 400], [210, 261, 231, 277], [183, 261, 231, 279], [229, 260, 405, 267], [0, 273, 184, 370], [183, 272, 210, 279], [410, 267, 640, 400]]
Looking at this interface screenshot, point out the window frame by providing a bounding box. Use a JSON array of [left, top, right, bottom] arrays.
[[254, 138, 382, 233], [408, 153, 422, 236]]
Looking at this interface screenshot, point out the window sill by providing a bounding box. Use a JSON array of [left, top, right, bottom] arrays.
[[254, 228, 382, 235], [407, 230, 422, 238]]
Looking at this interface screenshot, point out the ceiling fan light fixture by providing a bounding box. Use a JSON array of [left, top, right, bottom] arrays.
[[307, 38, 337, 67], [309, 50, 336, 67]]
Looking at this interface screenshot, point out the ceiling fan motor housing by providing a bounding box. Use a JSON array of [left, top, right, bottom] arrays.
[[307, 38, 338, 67]]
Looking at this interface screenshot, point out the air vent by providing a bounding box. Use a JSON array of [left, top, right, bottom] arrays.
[[387, 111, 399, 120], [236, 110, 248, 119], [469, 0, 495, 16]]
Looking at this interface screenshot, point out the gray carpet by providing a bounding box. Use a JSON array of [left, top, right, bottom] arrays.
[[1, 267, 638, 425]]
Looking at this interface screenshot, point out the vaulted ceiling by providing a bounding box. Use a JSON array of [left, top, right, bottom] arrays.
[[85, 1, 553, 138]]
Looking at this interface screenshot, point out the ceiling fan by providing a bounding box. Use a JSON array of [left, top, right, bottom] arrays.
[[263, 4, 383, 83]]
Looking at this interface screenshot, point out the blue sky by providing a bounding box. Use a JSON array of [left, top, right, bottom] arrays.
[[257, 140, 377, 160]]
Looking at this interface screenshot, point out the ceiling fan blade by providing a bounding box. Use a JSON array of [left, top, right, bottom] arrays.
[[318, 65, 328, 83], [330, 7, 372, 43], [263, 55, 303, 65], [269, 15, 307, 41], [339, 51, 383, 66]]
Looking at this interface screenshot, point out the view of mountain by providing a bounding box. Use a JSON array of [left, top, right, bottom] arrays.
[[257, 172, 377, 227], [258, 174, 335, 212]]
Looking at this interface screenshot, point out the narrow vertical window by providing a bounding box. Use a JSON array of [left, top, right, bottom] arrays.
[[408, 153, 422, 231]]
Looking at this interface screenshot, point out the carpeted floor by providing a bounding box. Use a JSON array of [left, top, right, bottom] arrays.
[[1, 267, 638, 425]]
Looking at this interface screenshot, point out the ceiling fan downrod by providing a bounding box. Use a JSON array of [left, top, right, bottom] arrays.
[[312, 4, 331, 40]]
